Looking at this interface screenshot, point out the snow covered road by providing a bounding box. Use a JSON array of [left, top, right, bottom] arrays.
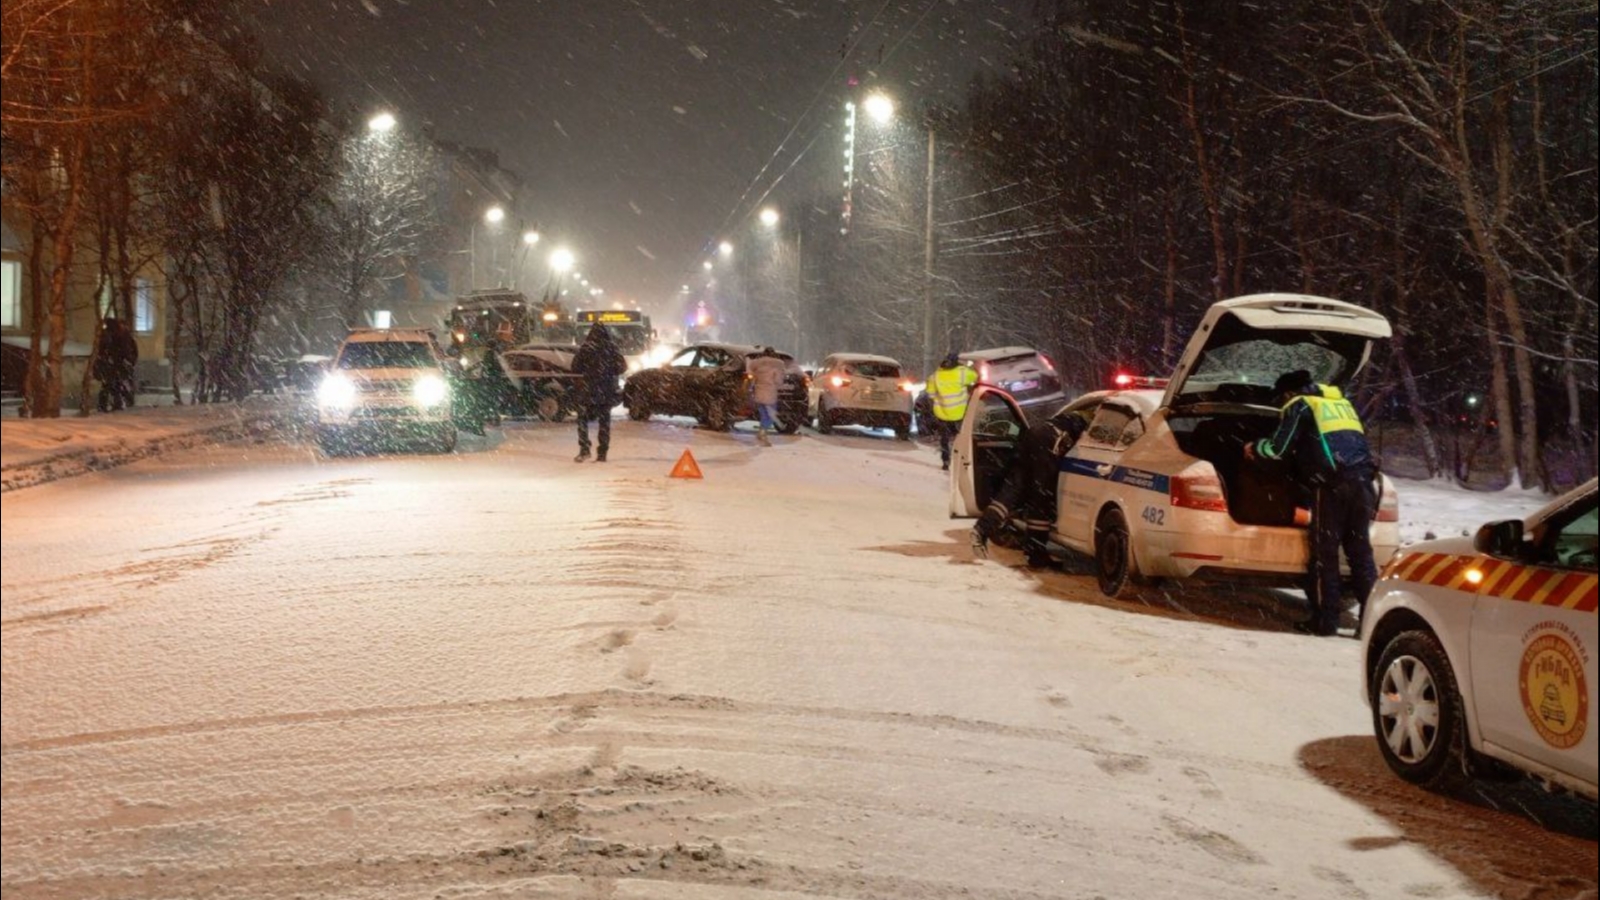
[[2, 420, 1593, 899]]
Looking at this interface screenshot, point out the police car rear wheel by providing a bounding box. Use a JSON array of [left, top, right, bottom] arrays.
[[1094, 509, 1141, 600], [1372, 630, 1471, 794]]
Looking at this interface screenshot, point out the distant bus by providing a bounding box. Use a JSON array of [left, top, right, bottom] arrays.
[[575, 309, 660, 371], [450, 291, 577, 365]]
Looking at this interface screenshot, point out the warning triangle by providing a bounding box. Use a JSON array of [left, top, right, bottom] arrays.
[[669, 449, 703, 479]]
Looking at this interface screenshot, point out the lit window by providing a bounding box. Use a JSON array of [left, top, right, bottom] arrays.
[[134, 279, 155, 334], [0, 259, 19, 329]]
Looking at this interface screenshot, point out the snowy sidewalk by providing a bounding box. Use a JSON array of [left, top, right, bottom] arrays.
[[0, 397, 295, 492]]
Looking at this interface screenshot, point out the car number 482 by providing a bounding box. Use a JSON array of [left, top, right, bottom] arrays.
[[1141, 506, 1166, 526]]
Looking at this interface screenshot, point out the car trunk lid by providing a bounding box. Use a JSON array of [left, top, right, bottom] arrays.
[[1161, 294, 1392, 410]]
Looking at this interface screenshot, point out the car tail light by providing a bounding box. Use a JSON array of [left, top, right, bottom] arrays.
[[1375, 479, 1399, 522], [1170, 470, 1228, 512], [1038, 353, 1057, 373], [899, 380, 916, 392], [830, 375, 850, 388]]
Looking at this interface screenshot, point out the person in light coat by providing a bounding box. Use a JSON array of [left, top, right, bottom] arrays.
[[744, 347, 788, 447]]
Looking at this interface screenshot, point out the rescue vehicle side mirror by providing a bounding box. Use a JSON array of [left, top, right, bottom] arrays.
[[1474, 519, 1525, 559]]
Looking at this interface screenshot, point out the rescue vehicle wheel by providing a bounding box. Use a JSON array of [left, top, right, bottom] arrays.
[[536, 395, 562, 421], [894, 415, 912, 441], [1094, 508, 1141, 599], [1371, 630, 1471, 793]]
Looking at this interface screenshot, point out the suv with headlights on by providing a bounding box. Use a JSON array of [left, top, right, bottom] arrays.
[[315, 328, 457, 454]]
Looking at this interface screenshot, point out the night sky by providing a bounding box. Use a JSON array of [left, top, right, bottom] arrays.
[[248, 0, 1030, 310]]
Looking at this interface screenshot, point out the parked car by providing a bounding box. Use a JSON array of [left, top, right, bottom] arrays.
[[1361, 479, 1597, 799], [623, 343, 808, 432], [314, 328, 456, 454], [912, 346, 1066, 435], [964, 346, 1067, 421], [810, 352, 915, 439], [500, 342, 583, 421], [951, 293, 1402, 597]]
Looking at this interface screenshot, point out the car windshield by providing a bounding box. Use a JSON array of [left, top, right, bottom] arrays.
[[337, 341, 435, 369]]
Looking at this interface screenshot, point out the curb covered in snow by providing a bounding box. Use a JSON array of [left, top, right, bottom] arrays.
[[0, 405, 292, 493]]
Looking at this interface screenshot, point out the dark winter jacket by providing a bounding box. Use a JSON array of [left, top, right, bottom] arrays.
[[571, 326, 626, 405], [977, 410, 1088, 536], [1253, 384, 1374, 485]]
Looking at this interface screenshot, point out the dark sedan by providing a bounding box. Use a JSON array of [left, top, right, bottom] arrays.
[[623, 343, 809, 432]]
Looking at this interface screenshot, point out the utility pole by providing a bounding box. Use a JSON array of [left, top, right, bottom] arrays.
[[922, 125, 937, 376], [794, 227, 804, 359]]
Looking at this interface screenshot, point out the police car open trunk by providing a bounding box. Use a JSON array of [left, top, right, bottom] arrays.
[[1161, 295, 1392, 527]]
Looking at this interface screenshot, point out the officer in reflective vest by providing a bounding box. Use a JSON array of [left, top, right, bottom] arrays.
[[925, 352, 978, 471], [1246, 369, 1379, 637]]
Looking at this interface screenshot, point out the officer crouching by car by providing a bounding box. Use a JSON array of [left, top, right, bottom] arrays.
[[971, 407, 1091, 567], [1245, 369, 1379, 637]]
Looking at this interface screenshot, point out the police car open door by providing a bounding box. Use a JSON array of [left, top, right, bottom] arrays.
[[949, 386, 1027, 518]]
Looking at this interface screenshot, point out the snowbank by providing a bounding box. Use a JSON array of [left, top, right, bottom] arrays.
[[0, 397, 293, 491], [1392, 476, 1554, 545]]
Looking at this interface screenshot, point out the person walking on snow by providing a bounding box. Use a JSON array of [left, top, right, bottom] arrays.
[[925, 352, 978, 471], [1245, 369, 1379, 637], [570, 324, 626, 462], [745, 346, 788, 447]]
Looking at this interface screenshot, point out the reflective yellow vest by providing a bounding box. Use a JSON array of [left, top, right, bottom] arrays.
[[1298, 385, 1364, 436], [926, 364, 978, 422]]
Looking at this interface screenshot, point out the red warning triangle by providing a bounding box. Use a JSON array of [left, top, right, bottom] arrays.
[[669, 449, 703, 479]]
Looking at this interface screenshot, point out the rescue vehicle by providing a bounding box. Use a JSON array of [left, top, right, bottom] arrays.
[[1360, 479, 1597, 799], [950, 293, 1402, 597]]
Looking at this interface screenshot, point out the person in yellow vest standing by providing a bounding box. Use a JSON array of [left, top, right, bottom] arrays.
[[925, 352, 979, 471], [1245, 369, 1379, 636]]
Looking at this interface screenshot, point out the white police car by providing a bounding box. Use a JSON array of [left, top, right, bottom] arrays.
[[951, 294, 1401, 597], [1360, 479, 1597, 798]]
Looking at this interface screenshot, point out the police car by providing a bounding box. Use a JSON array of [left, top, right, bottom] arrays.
[[1360, 480, 1597, 799], [950, 294, 1402, 597]]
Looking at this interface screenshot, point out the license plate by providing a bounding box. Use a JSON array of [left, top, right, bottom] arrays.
[[862, 391, 890, 402], [1008, 379, 1039, 392]]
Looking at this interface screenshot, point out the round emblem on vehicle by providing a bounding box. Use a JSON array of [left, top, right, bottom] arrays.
[[1519, 633, 1589, 750]]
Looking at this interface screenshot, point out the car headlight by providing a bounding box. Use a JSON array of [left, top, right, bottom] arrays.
[[413, 374, 449, 407], [317, 374, 357, 409], [627, 359, 643, 374]]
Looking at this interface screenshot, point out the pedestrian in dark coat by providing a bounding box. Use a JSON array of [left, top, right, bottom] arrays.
[[1246, 369, 1380, 636], [570, 324, 626, 462], [95, 318, 139, 412]]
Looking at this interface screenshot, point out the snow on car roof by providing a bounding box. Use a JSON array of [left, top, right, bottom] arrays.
[[344, 328, 435, 343], [825, 352, 901, 365], [962, 346, 1039, 362], [1074, 387, 1163, 415]]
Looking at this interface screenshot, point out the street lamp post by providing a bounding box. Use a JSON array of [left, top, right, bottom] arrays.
[[859, 92, 936, 374], [469, 205, 506, 291]]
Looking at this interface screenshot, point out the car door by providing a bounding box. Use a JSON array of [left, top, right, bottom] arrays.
[[1058, 403, 1136, 548], [950, 386, 1026, 518], [1469, 490, 1598, 784]]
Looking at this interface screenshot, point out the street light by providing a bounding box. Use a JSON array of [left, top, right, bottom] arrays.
[[846, 89, 938, 370], [549, 247, 575, 273], [367, 111, 397, 133], [718, 241, 734, 257], [470, 204, 512, 289], [863, 92, 895, 125], [522, 230, 540, 246], [702, 260, 714, 271], [484, 206, 506, 225], [759, 207, 780, 228]]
